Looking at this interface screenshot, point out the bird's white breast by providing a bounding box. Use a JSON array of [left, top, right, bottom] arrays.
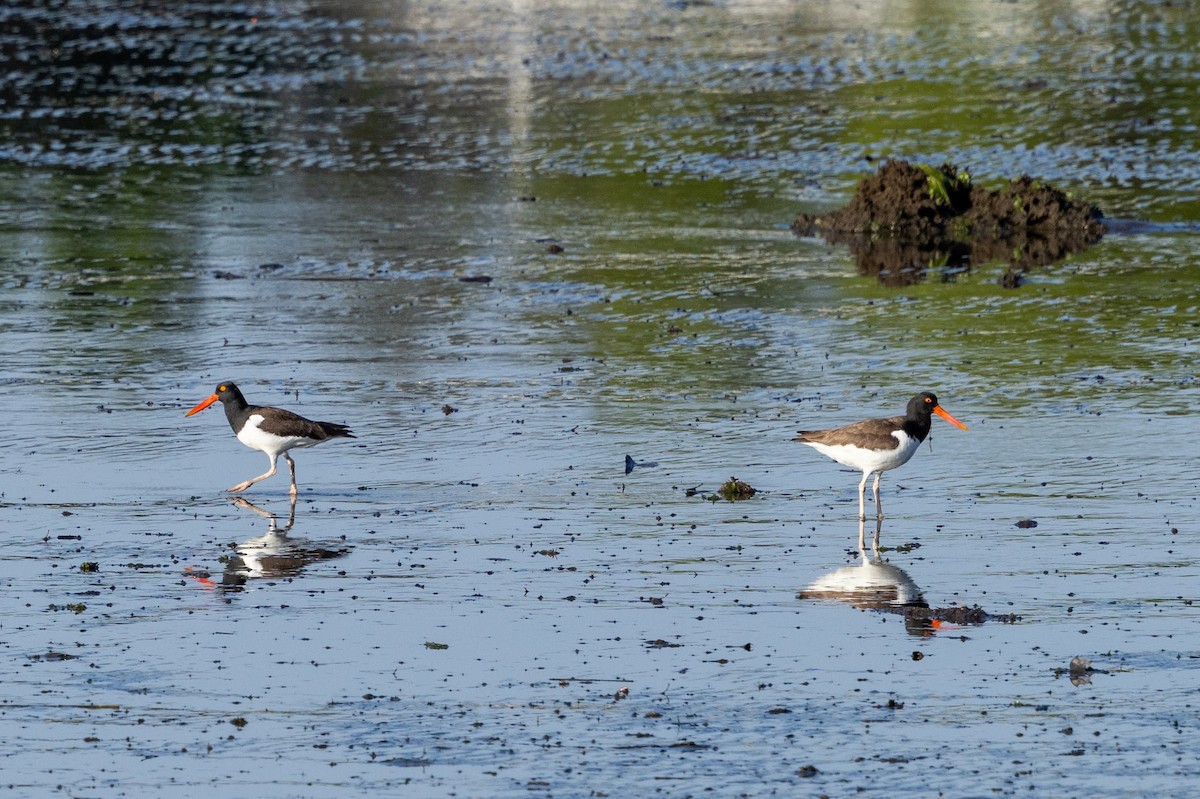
[[236, 414, 313, 455]]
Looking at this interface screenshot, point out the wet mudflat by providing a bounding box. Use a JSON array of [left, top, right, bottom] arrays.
[[2, 1, 1200, 797]]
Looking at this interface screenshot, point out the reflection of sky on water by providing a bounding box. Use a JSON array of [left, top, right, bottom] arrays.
[[1, 0, 1197, 207]]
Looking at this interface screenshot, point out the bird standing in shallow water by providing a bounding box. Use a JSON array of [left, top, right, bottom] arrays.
[[796, 392, 967, 541], [185, 382, 355, 496]]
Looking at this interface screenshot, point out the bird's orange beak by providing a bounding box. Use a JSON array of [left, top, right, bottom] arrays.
[[933, 405, 968, 430], [185, 394, 219, 417]]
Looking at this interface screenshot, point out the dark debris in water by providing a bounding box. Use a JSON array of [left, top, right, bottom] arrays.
[[717, 476, 757, 501], [644, 638, 681, 649], [624, 454, 658, 474], [695, 476, 757, 502], [903, 604, 1022, 625], [618, 739, 710, 750], [381, 757, 435, 768], [1056, 655, 1111, 686], [792, 160, 1106, 286]]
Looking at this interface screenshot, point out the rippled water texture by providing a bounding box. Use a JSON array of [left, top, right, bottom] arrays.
[[2, 1, 1200, 797]]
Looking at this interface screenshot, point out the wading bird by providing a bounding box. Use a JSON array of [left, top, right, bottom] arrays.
[[186, 382, 354, 495], [796, 391, 967, 533]]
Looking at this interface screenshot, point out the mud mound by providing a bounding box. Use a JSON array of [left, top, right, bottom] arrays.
[[893, 603, 1022, 636], [792, 160, 1106, 286], [904, 604, 1022, 625]]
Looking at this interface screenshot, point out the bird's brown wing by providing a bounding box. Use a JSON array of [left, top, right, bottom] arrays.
[[794, 414, 903, 449], [253, 406, 353, 441]]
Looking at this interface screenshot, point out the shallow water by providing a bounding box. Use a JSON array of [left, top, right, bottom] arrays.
[[3, 1, 1200, 797]]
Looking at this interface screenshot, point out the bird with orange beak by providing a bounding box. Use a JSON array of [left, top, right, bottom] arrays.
[[186, 382, 354, 495], [796, 391, 968, 532]]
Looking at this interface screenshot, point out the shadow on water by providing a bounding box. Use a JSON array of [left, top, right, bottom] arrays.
[[187, 496, 351, 594]]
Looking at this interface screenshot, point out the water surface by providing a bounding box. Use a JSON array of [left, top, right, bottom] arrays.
[[2, 1, 1200, 797]]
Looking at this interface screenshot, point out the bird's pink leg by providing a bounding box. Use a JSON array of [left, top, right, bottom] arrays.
[[857, 471, 870, 523], [872, 472, 884, 521], [227, 454, 278, 493], [285, 453, 298, 496]]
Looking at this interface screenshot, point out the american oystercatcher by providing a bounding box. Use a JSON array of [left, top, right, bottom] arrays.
[[185, 382, 354, 495], [795, 392, 967, 529]]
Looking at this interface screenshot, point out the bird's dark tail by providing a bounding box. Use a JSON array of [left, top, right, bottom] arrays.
[[319, 421, 355, 439]]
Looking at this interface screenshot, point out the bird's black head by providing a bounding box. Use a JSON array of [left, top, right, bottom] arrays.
[[909, 391, 968, 430], [909, 392, 940, 417], [185, 381, 248, 417], [212, 382, 245, 404]]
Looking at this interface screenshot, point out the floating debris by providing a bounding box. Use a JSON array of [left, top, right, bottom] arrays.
[[903, 604, 1022, 625], [1056, 655, 1110, 686], [645, 638, 681, 649], [718, 476, 757, 501], [624, 454, 659, 475]]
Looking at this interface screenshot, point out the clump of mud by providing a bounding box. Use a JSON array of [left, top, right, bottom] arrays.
[[792, 160, 1106, 286], [903, 604, 1022, 625], [896, 603, 1021, 637], [718, 476, 757, 501]]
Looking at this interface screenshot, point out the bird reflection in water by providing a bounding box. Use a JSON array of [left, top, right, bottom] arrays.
[[799, 518, 937, 636], [188, 496, 350, 593]]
